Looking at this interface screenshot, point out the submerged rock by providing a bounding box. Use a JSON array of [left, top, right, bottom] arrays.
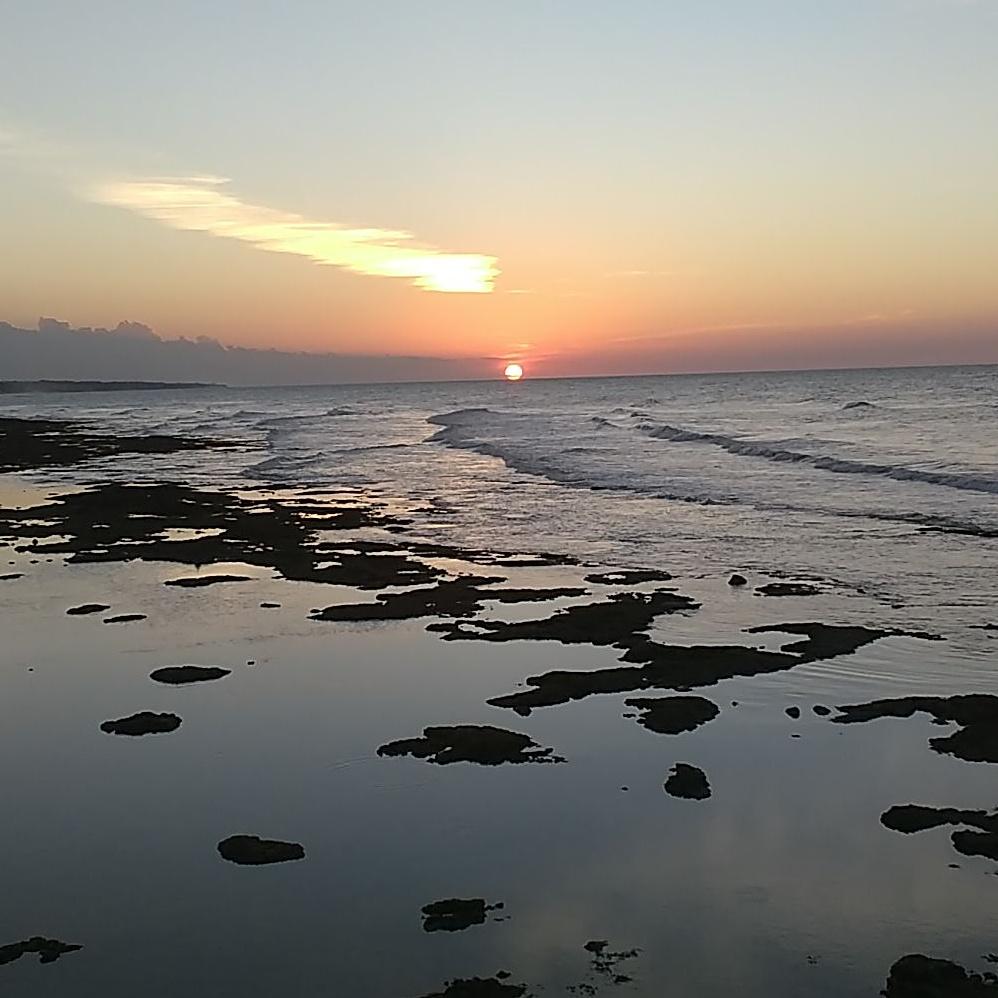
[[421, 899, 503, 933], [882, 954, 998, 996], [66, 603, 110, 615], [0, 936, 82, 966], [100, 711, 182, 736], [217, 835, 305, 865], [624, 696, 720, 734], [664, 763, 711, 800], [378, 725, 564, 766], [150, 665, 232, 685]]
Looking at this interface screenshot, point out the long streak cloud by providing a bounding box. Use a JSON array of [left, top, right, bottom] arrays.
[[93, 175, 499, 293]]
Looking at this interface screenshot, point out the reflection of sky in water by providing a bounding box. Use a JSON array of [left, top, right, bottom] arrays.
[[1, 546, 995, 996]]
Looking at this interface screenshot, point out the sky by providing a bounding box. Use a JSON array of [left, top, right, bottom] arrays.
[[1, 0, 997, 381]]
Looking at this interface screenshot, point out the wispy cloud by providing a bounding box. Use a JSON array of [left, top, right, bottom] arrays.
[[92, 175, 499, 293]]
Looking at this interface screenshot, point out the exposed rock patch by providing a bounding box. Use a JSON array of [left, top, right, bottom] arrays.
[[584, 569, 672, 585], [66, 603, 110, 615], [217, 835, 305, 865], [414, 978, 526, 998], [100, 711, 182, 736], [164, 574, 253, 588], [150, 665, 231, 685], [624, 696, 720, 734], [428, 590, 699, 647], [312, 577, 586, 623], [487, 623, 919, 715], [882, 805, 998, 861], [664, 763, 711, 800], [421, 899, 503, 933], [834, 694, 998, 763], [0, 415, 225, 474], [756, 583, 821, 597], [0, 936, 82, 966], [378, 725, 563, 766], [103, 613, 146, 624], [882, 954, 998, 996]]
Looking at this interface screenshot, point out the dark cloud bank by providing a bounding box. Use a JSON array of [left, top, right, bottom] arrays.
[[0, 318, 494, 386]]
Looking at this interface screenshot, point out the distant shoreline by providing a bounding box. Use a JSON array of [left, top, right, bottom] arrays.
[[0, 380, 225, 394]]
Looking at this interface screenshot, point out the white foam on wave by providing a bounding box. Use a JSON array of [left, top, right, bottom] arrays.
[[638, 422, 998, 496]]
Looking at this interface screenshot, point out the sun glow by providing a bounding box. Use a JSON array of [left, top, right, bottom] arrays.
[[504, 363, 524, 381]]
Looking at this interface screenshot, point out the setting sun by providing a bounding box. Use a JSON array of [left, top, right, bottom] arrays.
[[503, 363, 524, 381]]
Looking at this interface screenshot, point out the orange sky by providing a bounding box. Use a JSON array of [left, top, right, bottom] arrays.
[[2, 2, 997, 377]]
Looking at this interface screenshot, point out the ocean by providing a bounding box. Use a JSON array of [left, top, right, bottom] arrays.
[[7, 364, 997, 628], [1, 364, 997, 996]]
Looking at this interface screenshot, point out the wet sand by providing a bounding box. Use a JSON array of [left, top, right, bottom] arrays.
[[2, 416, 997, 996]]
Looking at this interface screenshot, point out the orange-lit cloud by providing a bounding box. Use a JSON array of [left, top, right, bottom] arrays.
[[92, 175, 499, 293]]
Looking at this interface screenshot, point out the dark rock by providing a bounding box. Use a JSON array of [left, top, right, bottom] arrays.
[[66, 603, 110, 615], [728, 574, 748, 586], [834, 694, 998, 763], [882, 954, 998, 996], [103, 613, 146, 624], [0, 572, 23, 580], [413, 978, 526, 998], [0, 481, 417, 591], [260, 602, 281, 608], [0, 936, 82, 966], [624, 696, 719, 734], [378, 725, 563, 766], [813, 705, 831, 716], [584, 569, 673, 585], [421, 898, 503, 933], [429, 590, 699, 647], [881, 805, 998, 862], [487, 623, 920, 715], [0, 415, 226, 474], [757, 583, 821, 597], [664, 763, 711, 800], [786, 706, 801, 719], [100, 711, 182, 736], [311, 577, 587, 623], [164, 574, 253, 588], [217, 834, 305, 865], [150, 665, 231, 685]]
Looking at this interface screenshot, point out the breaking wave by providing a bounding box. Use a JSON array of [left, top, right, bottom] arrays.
[[637, 422, 998, 496]]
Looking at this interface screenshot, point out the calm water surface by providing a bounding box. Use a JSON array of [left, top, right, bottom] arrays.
[[1, 366, 996, 995]]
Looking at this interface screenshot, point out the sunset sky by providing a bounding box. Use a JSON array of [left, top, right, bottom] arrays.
[[2, 1, 997, 378]]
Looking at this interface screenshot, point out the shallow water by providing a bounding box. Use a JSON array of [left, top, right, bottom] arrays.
[[1, 368, 996, 996]]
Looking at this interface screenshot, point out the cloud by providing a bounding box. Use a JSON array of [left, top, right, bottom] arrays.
[[0, 318, 496, 384], [91, 175, 499, 293]]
